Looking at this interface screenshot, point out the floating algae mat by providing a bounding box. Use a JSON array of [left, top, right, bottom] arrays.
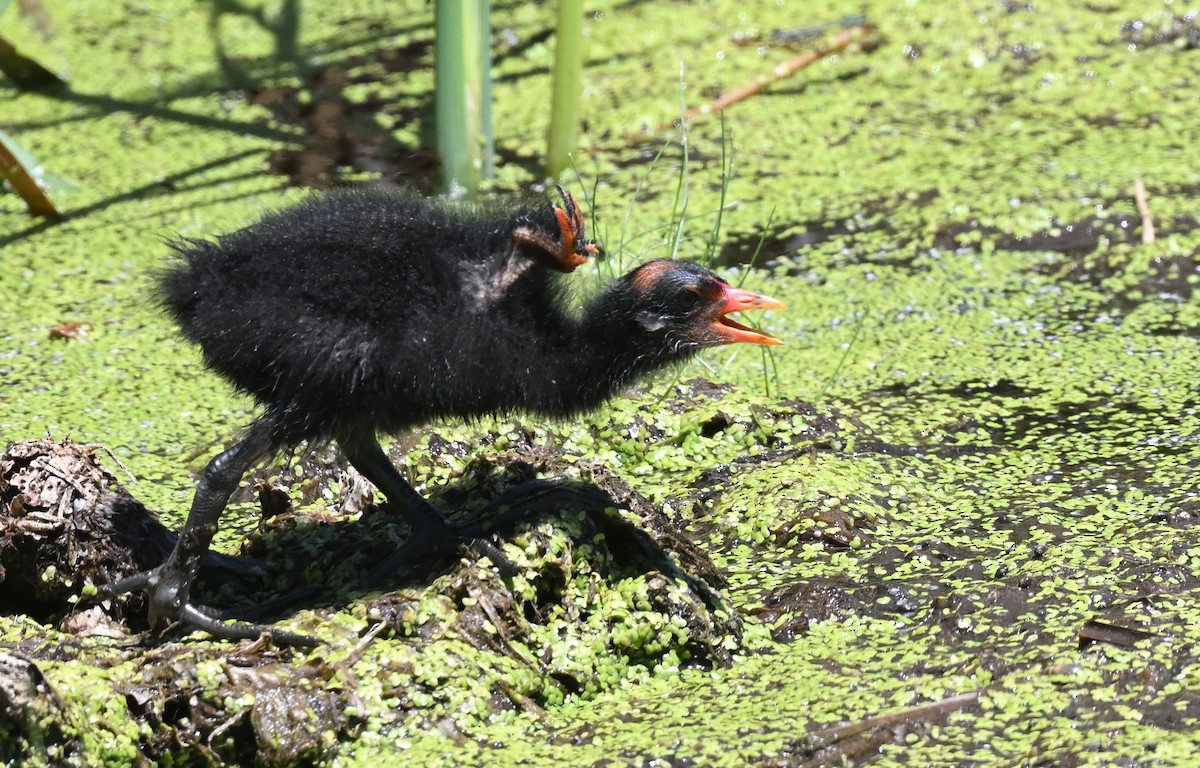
[[2, 0, 1200, 765]]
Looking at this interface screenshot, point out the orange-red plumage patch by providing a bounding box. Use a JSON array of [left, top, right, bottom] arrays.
[[630, 260, 676, 294]]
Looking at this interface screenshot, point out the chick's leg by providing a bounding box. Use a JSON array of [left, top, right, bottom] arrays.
[[104, 421, 316, 645], [340, 431, 456, 545]]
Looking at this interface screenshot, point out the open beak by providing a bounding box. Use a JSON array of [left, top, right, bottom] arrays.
[[714, 285, 787, 346]]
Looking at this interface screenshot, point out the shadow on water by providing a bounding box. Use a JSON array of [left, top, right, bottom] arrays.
[[0, 149, 279, 250], [0, 435, 741, 664]]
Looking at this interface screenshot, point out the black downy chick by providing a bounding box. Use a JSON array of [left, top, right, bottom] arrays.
[[106, 186, 786, 644]]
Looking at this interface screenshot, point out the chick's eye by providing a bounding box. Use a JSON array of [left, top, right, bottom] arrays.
[[671, 287, 705, 313]]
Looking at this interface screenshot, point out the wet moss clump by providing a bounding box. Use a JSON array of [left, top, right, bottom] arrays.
[[0, 424, 744, 765]]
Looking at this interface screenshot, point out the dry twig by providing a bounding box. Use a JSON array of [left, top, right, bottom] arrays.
[[639, 22, 882, 140], [1133, 178, 1155, 244], [0, 133, 61, 219], [757, 690, 982, 767]]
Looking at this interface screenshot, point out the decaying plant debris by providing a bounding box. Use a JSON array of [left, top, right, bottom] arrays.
[[0, 433, 745, 765]]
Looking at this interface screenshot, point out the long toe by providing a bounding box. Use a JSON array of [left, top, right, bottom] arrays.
[[363, 518, 461, 587], [178, 602, 320, 647], [104, 565, 319, 647], [221, 585, 331, 624], [474, 478, 615, 525]]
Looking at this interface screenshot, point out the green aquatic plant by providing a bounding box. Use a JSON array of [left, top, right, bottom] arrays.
[[545, 0, 584, 179], [434, 0, 491, 196]]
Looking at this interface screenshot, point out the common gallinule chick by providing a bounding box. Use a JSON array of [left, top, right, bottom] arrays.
[[106, 186, 785, 644]]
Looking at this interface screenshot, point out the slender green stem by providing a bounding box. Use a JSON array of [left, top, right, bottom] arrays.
[[435, 0, 489, 196], [668, 65, 689, 261], [615, 136, 671, 275], [816, 308, 868, 403], [545, 0, 584, 179], [479, 0, 493, 180], [703, 112, 733, 268], [741, 205, 779, 398]]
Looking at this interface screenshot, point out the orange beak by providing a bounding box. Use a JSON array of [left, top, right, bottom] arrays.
[[714, 285, 787, 346]]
